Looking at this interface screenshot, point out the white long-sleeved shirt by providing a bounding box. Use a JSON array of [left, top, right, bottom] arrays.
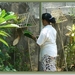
[[37, 25, 57, 61]]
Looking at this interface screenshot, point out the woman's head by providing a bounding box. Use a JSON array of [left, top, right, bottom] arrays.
[[42, 13, 56, 26]]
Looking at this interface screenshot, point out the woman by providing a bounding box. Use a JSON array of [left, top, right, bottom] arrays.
[[32, 13, 57, 71]]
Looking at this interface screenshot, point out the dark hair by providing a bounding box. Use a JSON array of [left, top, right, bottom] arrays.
[[42, 13, 56, 24]]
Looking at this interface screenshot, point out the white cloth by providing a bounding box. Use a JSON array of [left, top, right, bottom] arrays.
[[36, 25, 57, 61]]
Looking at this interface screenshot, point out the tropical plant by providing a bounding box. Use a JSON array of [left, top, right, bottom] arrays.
[[0, 9, 19, 47], [0, 8, 34, 71], [0, 8, 20, 71], [64, 24, 75, 71]]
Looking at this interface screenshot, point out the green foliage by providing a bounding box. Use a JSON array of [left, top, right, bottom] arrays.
[[0, 38, 9, 47], [0, 24, 19, 28], [68, 7, 75, 18], [0, 9, 19, 47], [23, 30, 33, 39], [0, 30, 10, 37], [0, 8, 31, 71], [0, 49, 17, 71], [64, 24, 75, 71], [66, 24, 75, 42], [7, 46, 31, 71], [0, 9, 17, 24], [0, 8, 19, 71], [3, 66, 16, 71]]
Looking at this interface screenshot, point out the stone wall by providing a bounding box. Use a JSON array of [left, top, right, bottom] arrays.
[[0, 2, 39, 71], [42, 2, 75, 14]]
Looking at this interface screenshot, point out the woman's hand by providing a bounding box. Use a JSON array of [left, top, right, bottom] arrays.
[[31, 35, 37, 42], [32, 35, 38, 41]]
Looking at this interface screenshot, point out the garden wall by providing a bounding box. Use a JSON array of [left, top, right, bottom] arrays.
[[0, 2, 39, 71]]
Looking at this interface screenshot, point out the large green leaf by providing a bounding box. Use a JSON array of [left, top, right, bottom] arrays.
[[0, 9, 20, 48], [4, 15, 17, 21], [0, 38, 9, 47], [0, 24, 19, 28], [0, 9, 6, 18], [0, 30, 10, 37], [23, 30, 33, 38], [0, 18, 6, 24]]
